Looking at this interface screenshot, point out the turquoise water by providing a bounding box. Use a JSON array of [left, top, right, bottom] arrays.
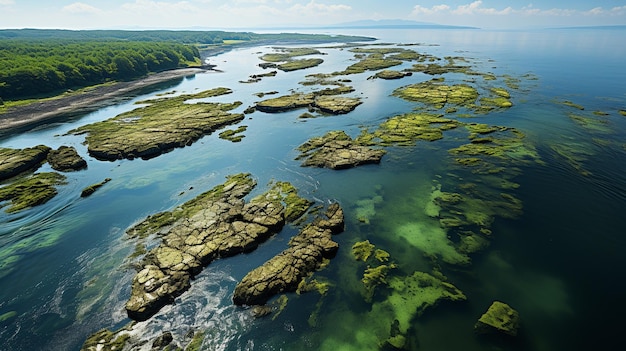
[[1, 28, 625, 350]]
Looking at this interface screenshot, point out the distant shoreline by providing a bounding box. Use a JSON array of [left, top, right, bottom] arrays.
[[0, 68, 207, 135]]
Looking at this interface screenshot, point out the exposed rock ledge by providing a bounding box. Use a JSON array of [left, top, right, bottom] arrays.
[[125, 173, 312, 321], [233, 202, 344, 306]]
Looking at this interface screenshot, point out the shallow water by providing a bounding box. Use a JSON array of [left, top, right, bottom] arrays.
[[1, 28, 625, 351]]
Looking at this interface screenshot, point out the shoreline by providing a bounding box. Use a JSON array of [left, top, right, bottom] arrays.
[[0, 68, 208, 135]]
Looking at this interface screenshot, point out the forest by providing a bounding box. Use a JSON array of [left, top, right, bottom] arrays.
[[0, 40, 200, 100], [0, 29, 373, 101]]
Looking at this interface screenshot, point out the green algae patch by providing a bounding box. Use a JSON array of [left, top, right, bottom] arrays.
[[449, 127, 540, 166], [550, 142, 594, 176], [0, 145, 51, 181], [352, 240, 376, 261], [393, 79, 479, 110], [372, 112, 460, 146], [620, 110, 626, 116], [70, 88, 244, 161], [320, 269, 465, 351], [0, 172, 66, 213], [353, 192, 384, 224], [559, 100, 585, 110], [219, 125, 248, 142], [568, 113, 612, 134], [475, 301, 520, 336]]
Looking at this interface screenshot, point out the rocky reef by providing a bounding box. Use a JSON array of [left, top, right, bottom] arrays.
[[124, 173, 317, 321], [70, 88, 244, 161], [296, 130, 386, 169], [47, 146, 87, 172], [0, 145, 50, 181], [232, 202, 344, 305]]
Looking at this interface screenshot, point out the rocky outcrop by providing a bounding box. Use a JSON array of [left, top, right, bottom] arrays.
[[47, 146, 87, 171], [254, 86, 360, 115], [125, 173, 311, 321], [296, 130, 386, 169], [475, 301, 520, 336], [70, 88, 244, 161], [232, 203, 344, 306], [0, 145, 50, 181]]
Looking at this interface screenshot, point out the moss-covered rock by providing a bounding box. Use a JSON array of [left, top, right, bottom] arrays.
[[475, 301, 520, 336], [0, 145, 50, 181], [232, 203, 344, 305], [313, 96, 362, 114], [47, 146, 87, 172], [218, 125, 248, 142], [70, 88, 244, 161], [278, 58, 324, 72], [371, 70, 412, 80], [80, 178, 112, 197], [255, 87, 361, 115], [0, 172, 66, 213], [296, 130, 386, 169]]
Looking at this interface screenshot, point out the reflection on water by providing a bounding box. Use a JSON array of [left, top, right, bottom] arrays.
[[1, 28, 626, 350]]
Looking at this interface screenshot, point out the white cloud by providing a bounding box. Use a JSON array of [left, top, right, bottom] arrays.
[[610, 6, 626, 15], [412, 4, 450, 15], [121, 0, 198, 12], [62, 2, 103, 14], [451, 0, 482, 15], [289, 0, 351, 14], [0, 0, 15, 5]]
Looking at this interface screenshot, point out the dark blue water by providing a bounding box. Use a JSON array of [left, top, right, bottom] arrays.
[[1, 28, 625, 351]]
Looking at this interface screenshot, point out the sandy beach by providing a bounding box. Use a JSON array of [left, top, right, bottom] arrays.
[[0, 68, 207, 134]]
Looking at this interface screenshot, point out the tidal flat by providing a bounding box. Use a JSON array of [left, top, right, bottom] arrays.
[[1, 28, 626, 351]]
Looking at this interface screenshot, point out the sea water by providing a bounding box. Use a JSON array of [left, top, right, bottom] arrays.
[[1, 28, 625, 351]]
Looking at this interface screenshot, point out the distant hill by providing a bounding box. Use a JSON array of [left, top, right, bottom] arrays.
[[328, 19, 479, 30]]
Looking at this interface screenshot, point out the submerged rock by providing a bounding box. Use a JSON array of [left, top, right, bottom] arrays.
[[475, 301, 520, 336], [373, 112, 460, 145], [393, 79, 479, 109], [0, 145, 50, 181], [80, 178, 112, 197], [232, 203, 344, 306], [0, 172, 67, 213], [125, 173, 312, 321], [296, 130, 386, 169], [47, 146, 87, 172]]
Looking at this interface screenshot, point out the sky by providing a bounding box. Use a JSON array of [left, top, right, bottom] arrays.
[[1, 0, 626, 30]]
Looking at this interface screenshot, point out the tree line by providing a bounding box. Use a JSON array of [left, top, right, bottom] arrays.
[[0, 39, 200, 100]]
